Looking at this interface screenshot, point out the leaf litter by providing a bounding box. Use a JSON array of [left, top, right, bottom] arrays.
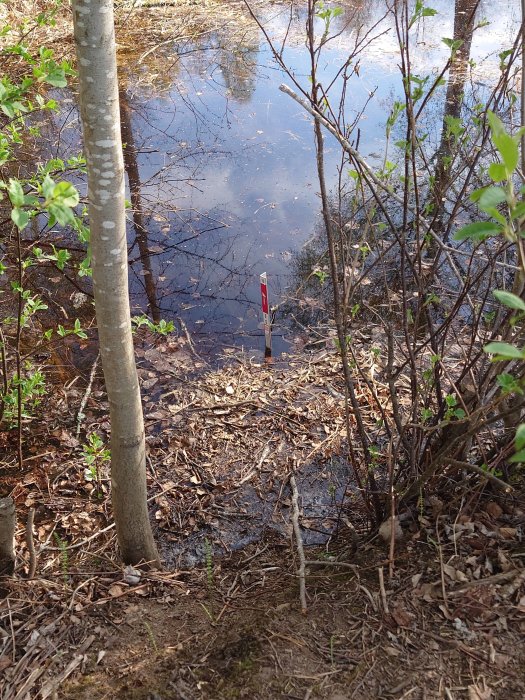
[[0, 328, 524, 698]]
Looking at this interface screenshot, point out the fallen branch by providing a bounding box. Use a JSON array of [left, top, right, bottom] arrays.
[[75, 353, 99, 439], [290, 474, 307, 614], [378, 566, 389, 614], [447, 458, 513, 493], [25, 507, 36, 579]]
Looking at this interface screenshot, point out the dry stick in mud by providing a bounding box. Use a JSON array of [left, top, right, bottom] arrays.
[[71, 0, 160, 567], [25, 507, 36, 579], [290, 474, 307, 614]]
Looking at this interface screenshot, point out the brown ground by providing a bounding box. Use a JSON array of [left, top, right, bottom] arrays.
[[1, 339, 524, 700]]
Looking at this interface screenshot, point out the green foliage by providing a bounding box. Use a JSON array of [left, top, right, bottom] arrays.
[[82, 432, 111, 483], [1, 364, 46, 425], [315, 2, 343, 35], [454, 111, 525, 464], [386, 100, 405, 138], [57, 318, 88, 340], [442, 37, 463, 54], [312, 268, 328, 285], [497, 373, 523, 395], [408, 0, 437, 29], [131, 314, 175, 335], [444, 394, 465, 421]]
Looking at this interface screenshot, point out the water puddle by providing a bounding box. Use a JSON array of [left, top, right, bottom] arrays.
[[36, 0, 521, 359], [116, 0, 520, 355]]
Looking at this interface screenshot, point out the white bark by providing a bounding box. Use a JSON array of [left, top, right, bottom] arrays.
[[71, 0, 159, 566]]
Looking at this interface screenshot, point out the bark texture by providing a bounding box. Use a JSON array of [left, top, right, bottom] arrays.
[[0, 497, 16, 576], [71, 0, 160, 566]]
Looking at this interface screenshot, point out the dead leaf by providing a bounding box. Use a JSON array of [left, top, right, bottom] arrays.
[[384, 645, 401, 657], [498, 527, 517, 540], [411, 573, 423, 589], [485, 502, 502, 519], [417, 581, 442, 602], [123, 565, 141, 586], [108, 584, 126, 597], [468, 683, 492, 700], [390, 605, 414, 627]]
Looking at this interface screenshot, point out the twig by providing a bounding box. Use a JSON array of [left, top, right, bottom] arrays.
[[435, 518, 449, 616], [305, 560, 357, 571], [378, 566, 389, 614], [25, 507, 36, 579], [178, 317, 207, 365], [238, 443, 271, 485], [290, 473, 307, 614], [447, 458, 513, 492], [387, 439, 396, 579], [75, 353, 99, 439]]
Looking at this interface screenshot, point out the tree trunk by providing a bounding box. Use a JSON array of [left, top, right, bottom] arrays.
[[71, 0, 160, 567], [0, 497, 15, 576]]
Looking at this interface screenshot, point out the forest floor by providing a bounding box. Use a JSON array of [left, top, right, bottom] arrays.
[[1, 335, 525, 700]]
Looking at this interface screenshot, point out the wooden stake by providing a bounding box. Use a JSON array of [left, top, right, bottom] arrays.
[[260, 272, 272, 358]]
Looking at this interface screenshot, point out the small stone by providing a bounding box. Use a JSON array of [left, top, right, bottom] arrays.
[[378, 516, 403, 543]]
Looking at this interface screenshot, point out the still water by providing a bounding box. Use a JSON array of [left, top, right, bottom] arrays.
[[67, 0, 523, 355]]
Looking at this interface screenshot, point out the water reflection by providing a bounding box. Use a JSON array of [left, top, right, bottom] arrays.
[[6, 0, 519, 359], [117, 0, 520, 355], [432, 0, 480, 230]]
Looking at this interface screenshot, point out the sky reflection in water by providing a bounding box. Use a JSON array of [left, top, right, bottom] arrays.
[[122, 0, 520, 356]]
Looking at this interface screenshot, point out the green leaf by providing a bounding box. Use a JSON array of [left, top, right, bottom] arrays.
[[11, 208, 29, 230], [515, 423, 525, 451], [497, 373, 523, 394], [509, 448, 525, 463], [511, 201, 525, 219], [487, 111, 506, 137], [475, 186, 507, 210], [53, 181, 79, 207], [42, 174, 55, 200], [442, 37, 462, 51], [453, 221, 502, 241], [494, 132, 519, 173], [43, 67, 67, 88], [493, 289, 525, 311], [7, 179, 25, 207], [48, 203, 74, 226], [487, 112, 519, 173], [484, 341, 525, 360], [488, 162, 507, 182]]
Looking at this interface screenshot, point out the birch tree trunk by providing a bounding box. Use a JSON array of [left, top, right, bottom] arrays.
[[71, 0, 160, 566]]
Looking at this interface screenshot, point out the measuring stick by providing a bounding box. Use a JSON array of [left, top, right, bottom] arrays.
[[260, 272, 272, 358]]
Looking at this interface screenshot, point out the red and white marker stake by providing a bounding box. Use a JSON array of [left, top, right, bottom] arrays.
[[260, 272, 272, 358]]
